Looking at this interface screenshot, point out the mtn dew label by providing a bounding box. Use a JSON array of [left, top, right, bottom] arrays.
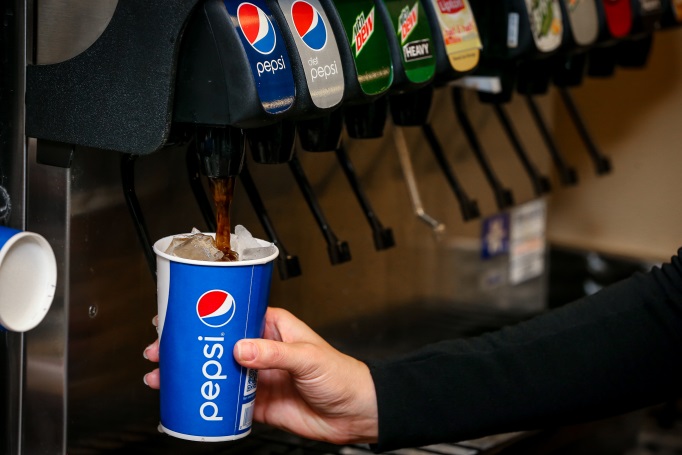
[[428, 0, 482, 72], [335, 1, 393, 95], [384, 0, 436, 84], [525, 0, 563, 52]]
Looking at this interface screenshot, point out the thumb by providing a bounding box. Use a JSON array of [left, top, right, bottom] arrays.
[[234, 338, 316, 377]]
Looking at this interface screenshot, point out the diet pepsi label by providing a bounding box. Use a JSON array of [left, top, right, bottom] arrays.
[[225, 0, 296, 114], [277, 0, 344, 109], [157, 259, 274, 441]]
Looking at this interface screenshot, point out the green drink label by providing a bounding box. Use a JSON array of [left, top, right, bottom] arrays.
[[525, 0, 563, 52], [384, 0, 436, 84], [335, 1, 394, 95]]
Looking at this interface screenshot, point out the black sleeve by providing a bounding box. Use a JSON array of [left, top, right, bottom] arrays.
[[367, 249, 682, 452]]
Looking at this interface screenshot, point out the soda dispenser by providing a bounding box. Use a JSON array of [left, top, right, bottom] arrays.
[[3, 0, 681, 453]]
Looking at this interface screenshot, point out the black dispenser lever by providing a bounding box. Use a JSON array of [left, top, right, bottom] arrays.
[[524, 95, 578, 186], [240, 164, 302, 280], [121, 155, 156, 279], [452, 88, 514, 211], [557, 88, 612, 175], [334, 145, 395, 251], [420, 124, 481, 221], [491, 103, 552, 197], [186, 145, 217, 233], [288, 154, 351, 265]]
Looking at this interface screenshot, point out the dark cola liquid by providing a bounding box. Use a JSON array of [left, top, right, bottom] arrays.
[[210, 176, 239, 262]]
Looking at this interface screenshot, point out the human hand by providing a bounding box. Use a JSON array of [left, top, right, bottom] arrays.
[[143, 308, 378, 445]]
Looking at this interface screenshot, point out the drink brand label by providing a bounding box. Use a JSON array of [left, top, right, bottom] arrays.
[[278, 0, 344, 109], [384, 0, 436, 84], [353, 7, 375, 56], [334, 0, 393, 96], [525, 0, 563, 52], [225, 0, 296, 114], [602, 0, 633, 38], [675, 0, 682, 22], [565, 0, 599, 46], [158, 259, 274, 439], [428, 0, 481, 72]]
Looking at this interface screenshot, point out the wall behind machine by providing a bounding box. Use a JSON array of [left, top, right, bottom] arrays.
[[549, 27, 682, 262]]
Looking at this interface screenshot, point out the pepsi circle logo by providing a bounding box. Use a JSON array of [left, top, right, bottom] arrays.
[[291, 1, 327, 51], [196, 290, 236, 328], [238, 2, 277, 55]]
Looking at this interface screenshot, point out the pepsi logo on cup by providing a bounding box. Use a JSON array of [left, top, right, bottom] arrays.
[[196, 290, 236, 328], [291, 1, 328, 51], [238, 2, 277, 54]]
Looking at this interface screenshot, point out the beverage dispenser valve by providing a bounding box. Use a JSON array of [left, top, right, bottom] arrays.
[[452, 88, 515, 211]]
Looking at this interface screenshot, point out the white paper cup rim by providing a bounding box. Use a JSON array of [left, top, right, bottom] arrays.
[[153, 233, 279, 266], [0, 231, 57, 332]]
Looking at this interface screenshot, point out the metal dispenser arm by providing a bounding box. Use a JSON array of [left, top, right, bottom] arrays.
[[491, 103, 552, 196], [288, 153, 351, 265], [557, 88, 612, 175], [452, 88, 515, 211], [392, 126, 445, 234], [334, 145, 395, 251], [120, 155, 156, 278], [239, 164, 302, 280], [524, 95, 579, 186], [420, 124, 481, 221]]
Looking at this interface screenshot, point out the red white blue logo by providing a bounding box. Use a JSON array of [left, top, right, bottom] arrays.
[[291, 1, 327, 51], [196, 290, 236, 328], [238, 2, 277, 55]]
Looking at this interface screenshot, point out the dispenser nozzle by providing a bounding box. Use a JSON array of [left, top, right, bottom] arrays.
[[195, 126, 245, 178]]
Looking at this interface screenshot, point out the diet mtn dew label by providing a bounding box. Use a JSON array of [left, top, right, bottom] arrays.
[[428, 0, 482, 72], [334, 0, 394, 95], [565, 0, 599, 46], [384, 0, 436, 84], [525, 0, 563, 52]]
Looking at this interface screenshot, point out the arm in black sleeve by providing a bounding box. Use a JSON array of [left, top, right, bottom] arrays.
[[368, 248, 682, 452]]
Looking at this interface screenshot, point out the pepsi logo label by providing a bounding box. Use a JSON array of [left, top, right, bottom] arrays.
[[238, 2, 277, 54], [291, 0, 328, 51], [196, 290, 236, 328]]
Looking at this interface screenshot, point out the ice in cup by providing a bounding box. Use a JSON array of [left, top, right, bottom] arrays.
[[153, 226, 278, 441]]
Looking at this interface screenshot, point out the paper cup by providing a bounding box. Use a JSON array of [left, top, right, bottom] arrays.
[[153, 233, 278, 442], [0, 226, 57, 332]]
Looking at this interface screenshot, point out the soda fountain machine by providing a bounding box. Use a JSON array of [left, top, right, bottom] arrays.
[[2, 0, 681, 453]]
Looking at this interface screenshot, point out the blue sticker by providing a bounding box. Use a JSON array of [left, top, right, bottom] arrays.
[[481, 212, 510, 259]]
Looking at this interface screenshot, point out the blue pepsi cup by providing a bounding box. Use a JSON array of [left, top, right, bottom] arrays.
[[153, 233, 278, 442], [0, 226, 56, 332]]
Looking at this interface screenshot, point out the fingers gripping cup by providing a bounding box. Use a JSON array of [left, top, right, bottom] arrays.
[[153, 232, 278, 442], [0, 227, 57, 332]]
